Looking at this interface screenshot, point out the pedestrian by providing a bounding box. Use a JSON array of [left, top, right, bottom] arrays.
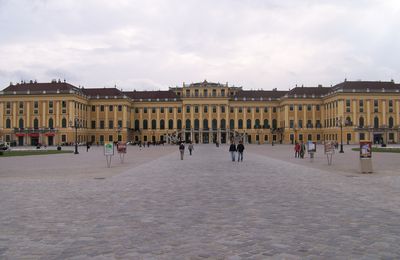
[[237, 141, 245, 162], [300, 141, 306, 158], [294, 142, 300, 158], [179, 142, 185, 160], [188, 142, 194, 155], [86, 142, 90, 152], [229, 141, 237, 162]]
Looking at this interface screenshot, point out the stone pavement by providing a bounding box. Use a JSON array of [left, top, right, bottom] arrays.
[[1, 145, 400, 259]]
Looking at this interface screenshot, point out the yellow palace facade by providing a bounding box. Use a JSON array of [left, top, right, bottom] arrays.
[[1, 79, 400, 146]]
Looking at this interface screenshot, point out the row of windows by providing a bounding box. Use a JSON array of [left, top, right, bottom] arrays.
[[5, 118, 88, 129], [289, 120, 322, 129], [132, 119, 278, 130], [91, 105, 123, 112], [134, 106, 278, 114], [323, 116, 395, 128], [184, 88, 226, 97], [289, 104, 320, 111]]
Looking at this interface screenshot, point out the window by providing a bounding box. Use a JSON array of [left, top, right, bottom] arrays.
[[238, 119, 243, 129], [118, 120, 122, 128], [186, 89, 190, 97], [91, 120, 96, 129], [100, 105, 104, 112], [221, 106, 225, 113], [160, 107, 164, 113], [255, 107, 259, 113], [168, 119, 173, 129], [195, 106, 199, 113], [212, 106, 217, 113], [48, 118, 54, 129], [289, 104, 294, 111], [308, 134, 312, 141], [359, 133, 365, 140], [204, 89, 208, 97], [109, 135, 113, 142], [307, 120, 312, 128], [19, 118, 24, 129], [169, 107, 173, 113], [135, 108, 139, 113], [230, 107, 234, 113], [144, 107, 148, 113], [238, 107, 242, 113], [389, 100, 393, 113], [92, 105, 96, 112], [5, 118, 11, 128], [61, 134, 66, 143], [374, 100, 379, 113], [143, 120, 148, 129], [152, 119, 157, 129], [109, 105, 113, 112], [212, 89, 216, 97], [307, 105, 312, 111], [203, 119, 208, 129], [186, 105, 190, 113], [152, 107, 156, 113], [49, 101, 53, 114], [134, 120, 140, 130], [272, 107, 277, 113], [212, 119, 217, 130], [264, 119, 269, 129], [316, 105, 320, 111], [298, 105, 302, 111], [177, 119, 182, 129], [389, 117, 394, 128], [109, 120, 114, 129], [230, 119, 235, 129], [204, 106, 208, 113], [220, 119, 226, 129], [177, 107, 182, 113], [298, 120, 303, 128], [160, 120, 165, 129], [272, 119, 277, 129], [316, 120, 321, 128], [194, 119, 199, 130], [359, 117, 364, 128], [6, 102, 11, 109], [246, 119, 251, 129], [264, 107, 268, 113], [195, 89, 199, 97], [255, 119, 260, 128], [374, 117, 379, 128], [118, 105, 122, 112], [247, 107, 251, 113], [221, 89, 225, 96], [290, 120, 294, 128]]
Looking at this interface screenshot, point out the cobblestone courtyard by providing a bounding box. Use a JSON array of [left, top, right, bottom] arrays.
[[1, 144, 400, 259]]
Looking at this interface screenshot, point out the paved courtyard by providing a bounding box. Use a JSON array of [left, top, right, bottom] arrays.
[[1, 144, 400, 259]]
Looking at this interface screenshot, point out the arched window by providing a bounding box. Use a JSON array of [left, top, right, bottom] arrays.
[[230, 119, 235, 129], [345, 116, 352, 126], [203, 119, 209, 129], [389, 117, 394, 128], [19, 118, 24, 129], [168, 119, 173, 129], [152, 119, 157, 129], [134, 120, 140, 130], [374, 117, 379, 128], [160, 119, 165, 130], [255, 119, 260, 128], [359, 117, 364, 128], [238, 119, 243, 129], [143, 120, 148, 129], [185, 119, 191, 129], [48, 118, 54, 129], [246, 119, 251, 129], [272, 119, 277, 129], [177, 119, 182, 129], [264, 119, 269, 129], [220, 119, 226, 129], [34, 118, 39, 129], [6, 118, 11, 128], [212, 119, 217, 130], [194, 119, 199, 130], [62, 118, 67, 128]]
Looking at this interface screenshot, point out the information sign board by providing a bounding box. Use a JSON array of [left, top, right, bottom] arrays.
[[307, 141, 317, 153], [360, 141, 372, 158], [104, 142, 114, 156]]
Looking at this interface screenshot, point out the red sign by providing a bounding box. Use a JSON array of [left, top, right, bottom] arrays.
[[117, 143, 127, 154], [29, 133, 40, 137], [45, 133, 55, 136], [15, 133, 25, 137]]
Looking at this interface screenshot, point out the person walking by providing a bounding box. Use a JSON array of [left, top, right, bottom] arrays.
[[86, 142, 91, 152], [300, 141, 306, 159], [179, 142, 185, 160], [294, 142, 300, 158], [237, 141, 245, 162], [188, 142, 194, 155], [229, 141, 237, 162]]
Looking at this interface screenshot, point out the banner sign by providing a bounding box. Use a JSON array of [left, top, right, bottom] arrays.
[[324, 142, 334, 154], [104, 142, 114, 156], [307, 141, 317, 153], [360, 141, 372, 158], [117, 143, 127, 154]]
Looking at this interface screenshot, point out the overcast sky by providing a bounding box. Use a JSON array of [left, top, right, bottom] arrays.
[[1, 0, 399, 91]]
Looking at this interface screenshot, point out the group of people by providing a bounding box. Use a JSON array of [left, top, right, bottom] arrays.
[[229, 141, 245, 162], [294, 141, 306, 158], [178, 142, 194, 160]]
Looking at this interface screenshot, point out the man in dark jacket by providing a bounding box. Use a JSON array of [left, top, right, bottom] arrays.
[[237, 141, 245, 162], [229, 141, 237, 162]]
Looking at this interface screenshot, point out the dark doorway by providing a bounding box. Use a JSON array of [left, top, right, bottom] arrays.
[[18, 136, 24, 146], [31, 137, 39, 146], [48, 136, 54, 146], [203, 133, 209, 143], [373, 134, 382, 144], [221, 133, 226, 144]]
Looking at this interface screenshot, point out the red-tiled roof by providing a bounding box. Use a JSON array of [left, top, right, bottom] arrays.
[[82, 88, 124, 97], [2, 82, 79, 92], [332, 81, 400, 91], [286, 86, 331, 97], [124, 90, 179, 100], [234, 90, 287, 100]]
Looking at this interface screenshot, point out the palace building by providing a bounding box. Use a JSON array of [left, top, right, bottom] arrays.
[[1, 79, 400, 146]]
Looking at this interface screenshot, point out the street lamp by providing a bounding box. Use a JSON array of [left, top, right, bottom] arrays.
[[69, 117, 79, 154], [117, 125, 122, 142], [339, 117, 344, 153]]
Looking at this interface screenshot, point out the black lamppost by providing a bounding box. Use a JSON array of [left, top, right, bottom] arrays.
[[69, 117, 79, 154], [339, 117, 344, 153], [117, 125, 122, 142]]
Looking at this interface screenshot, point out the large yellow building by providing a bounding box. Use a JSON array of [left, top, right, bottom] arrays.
[[1, 79, 399, 146]]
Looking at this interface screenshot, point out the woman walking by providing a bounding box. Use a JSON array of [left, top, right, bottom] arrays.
[[188, 142, 194, 155], [179, 142, 185, 160], [229, 141, 237, 162]]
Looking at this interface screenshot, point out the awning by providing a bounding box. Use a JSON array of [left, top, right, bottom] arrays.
[[29, 133, 40, 137], [15, 133, 25, 137], [45, 133, 55, 136]]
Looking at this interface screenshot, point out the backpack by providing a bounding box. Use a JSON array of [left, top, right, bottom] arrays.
[[179, 144, 185, 150]]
